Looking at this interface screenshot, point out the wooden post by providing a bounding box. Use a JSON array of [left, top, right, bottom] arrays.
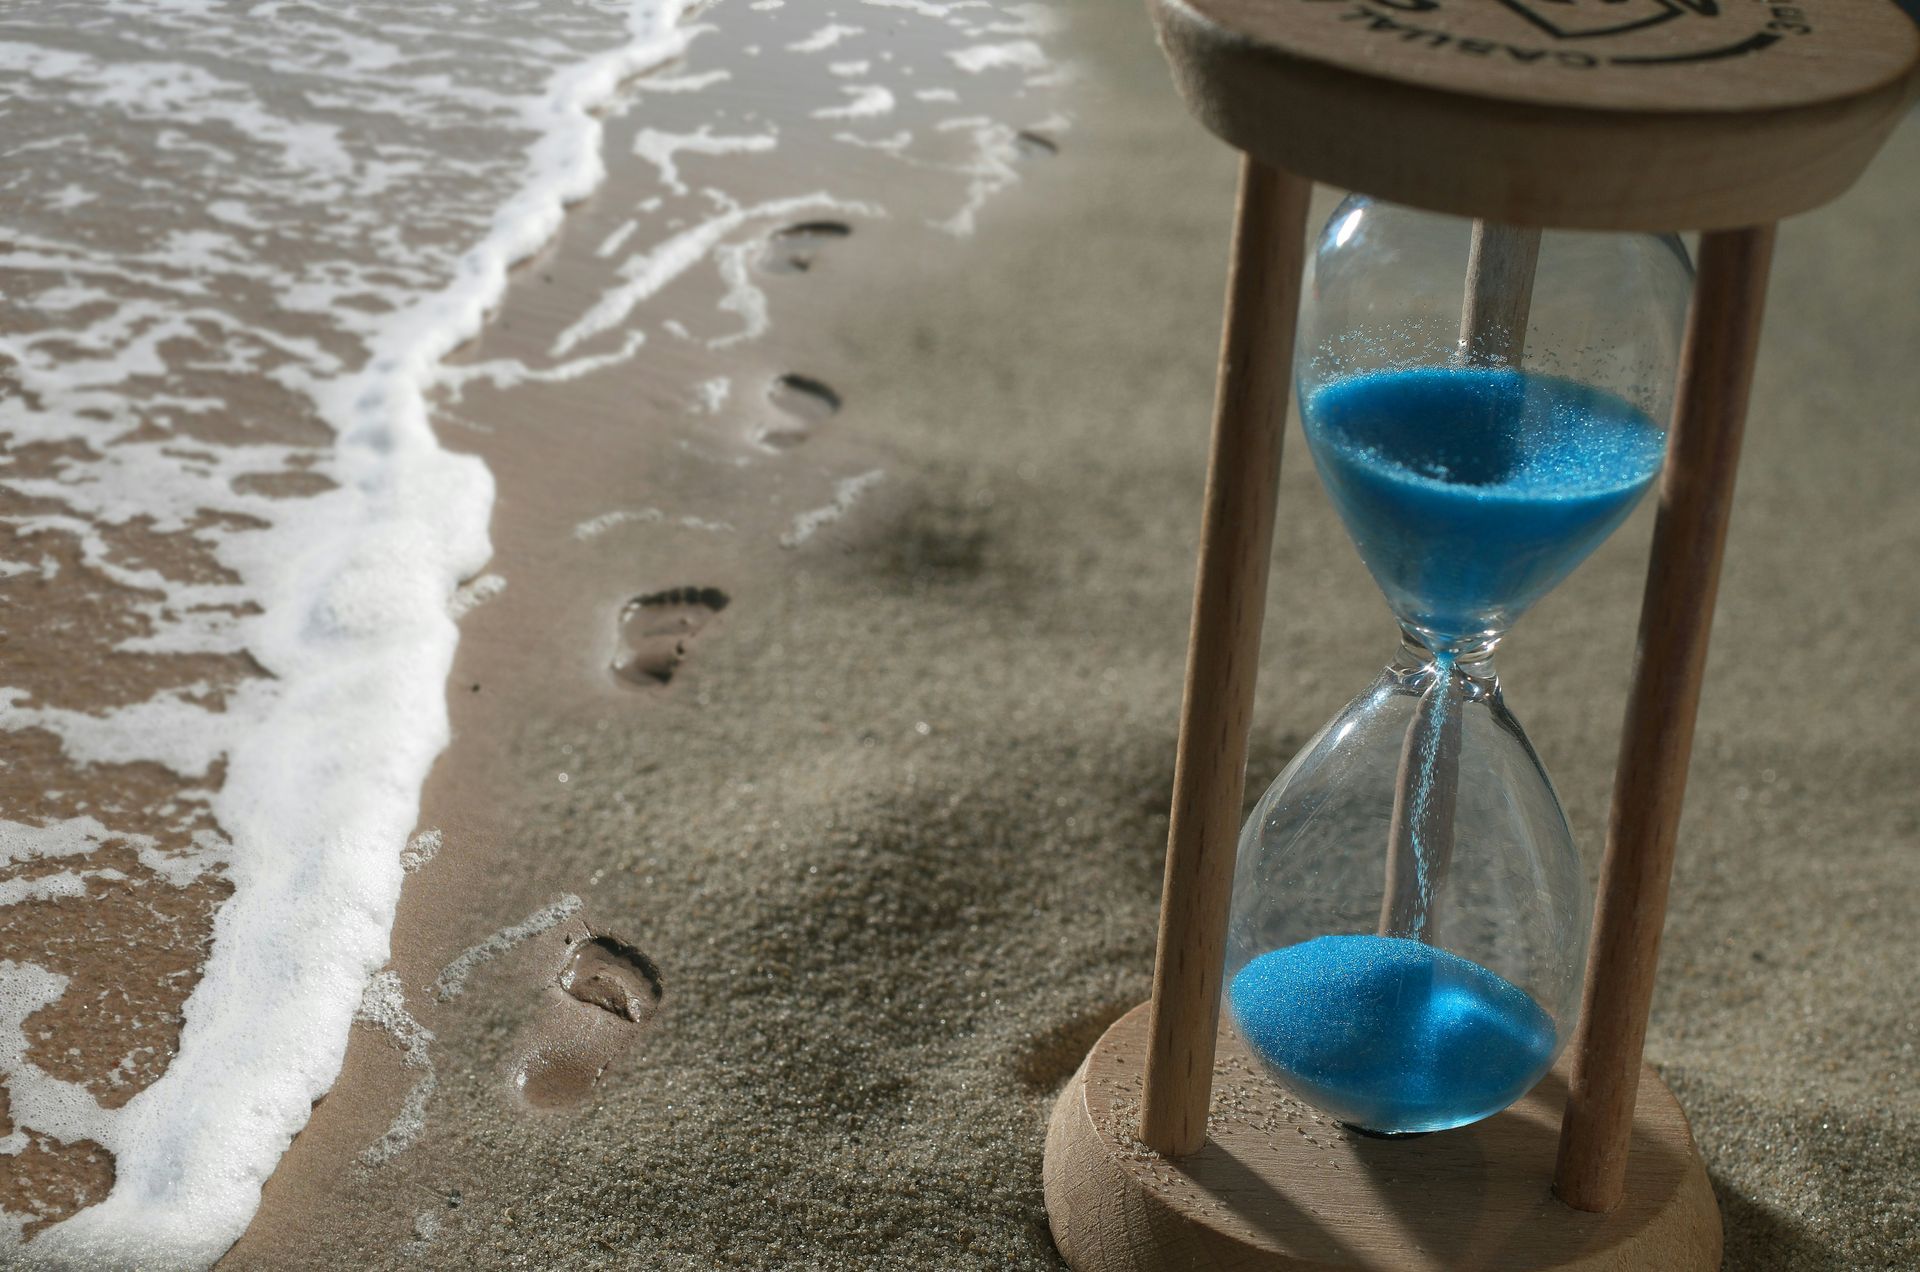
[[1380, 222, 1540, 939], [1137, 156, 1311, 1158], [1555, 225, 1776, 1213], [1460, 222, 1542, 366], [1379, 680, 1461, 939]]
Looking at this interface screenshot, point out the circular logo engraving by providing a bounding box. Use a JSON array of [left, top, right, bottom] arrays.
[[1501, 0, 1721, 41], [1320, 0, 1818, 69]]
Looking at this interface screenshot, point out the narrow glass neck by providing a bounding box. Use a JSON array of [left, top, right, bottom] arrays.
[[1389, 632, 1502, 713], [1397, 623, 1502, 669]]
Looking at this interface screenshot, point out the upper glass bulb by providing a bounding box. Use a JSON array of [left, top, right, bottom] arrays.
[[1298, 197, 1693, 649]]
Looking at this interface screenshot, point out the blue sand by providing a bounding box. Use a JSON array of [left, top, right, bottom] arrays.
[[1229, 934, 1556, 1135], [1301, 367, 1666, 641], [1401, 649, 1455, 940]]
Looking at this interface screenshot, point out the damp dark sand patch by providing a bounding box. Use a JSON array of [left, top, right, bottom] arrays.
[[0, 733, 232, 1112], [231, 470, 340, 500], [0, 501, 270, 713], [0, 1087, 115, 1241], [882, 490, 998, 589], [611, 586, 730, 687]]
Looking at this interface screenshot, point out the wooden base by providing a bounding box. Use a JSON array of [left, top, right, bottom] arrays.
[[1044, 1005, 1720, 1271]]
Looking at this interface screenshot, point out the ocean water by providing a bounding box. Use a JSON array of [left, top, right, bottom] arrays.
[[1301, 367, 1667, 642], [1229, 934, 1556, 1135], [0, 0, 1066, 1262]]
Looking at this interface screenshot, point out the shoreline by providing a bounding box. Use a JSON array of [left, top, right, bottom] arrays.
[[3, 3, 695, 1259], [224, 0, 1086, 1264], [3, 0, 1073, 1260], [234, 61, 1920, 1266]]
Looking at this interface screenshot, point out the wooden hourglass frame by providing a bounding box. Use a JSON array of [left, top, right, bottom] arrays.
[[1043, 4, 1920, 1269]]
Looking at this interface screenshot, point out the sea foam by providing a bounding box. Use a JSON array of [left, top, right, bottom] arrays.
[[2, 0, 694, 1264]]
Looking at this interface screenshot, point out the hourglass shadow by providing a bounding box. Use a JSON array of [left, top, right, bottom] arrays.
[[1214, 1036, 1703, 1264], [1011, 1000, 1137, 1094], [1184, 1072, 1490, 1267], [1346, 1068, 1703, 1269], [1714, 1171, 1848, 1271], [1339, 1079, 1492, 1267], [1198, 1139, 1368, 1266]]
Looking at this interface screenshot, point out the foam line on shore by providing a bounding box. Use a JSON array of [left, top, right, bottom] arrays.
[[780, 470, 887, 549], [552, 192, 887, 356], [5, 1, 696, 1264], [431, 894, 586, 1003], [354, 971, 438, 1166], [3, 0, 1070, 1256]]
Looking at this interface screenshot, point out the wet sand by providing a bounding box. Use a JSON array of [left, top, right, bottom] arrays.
[[21, 0, 1919, 1266]]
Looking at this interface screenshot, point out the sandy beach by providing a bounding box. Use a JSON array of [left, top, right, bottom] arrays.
[[234, 14, 1920, 1260], [5, 0, 1918, 1266]]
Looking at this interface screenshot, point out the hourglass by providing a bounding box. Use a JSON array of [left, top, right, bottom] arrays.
[[1044, 3, 1919, 1270], [1224, 203, 1692, 1139]]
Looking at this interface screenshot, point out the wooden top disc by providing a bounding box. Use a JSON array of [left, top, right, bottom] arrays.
[[1152, 0, 1920, 228]]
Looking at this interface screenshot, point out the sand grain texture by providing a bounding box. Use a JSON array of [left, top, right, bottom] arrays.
[[202, 11, 1920, 1271]]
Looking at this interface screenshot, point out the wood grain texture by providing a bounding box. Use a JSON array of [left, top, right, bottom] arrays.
[[1046, 1004, 1722, 1271], [1554, 225, 1775, 1214], [1381, 677, 1462, 938], [1460, 223, 1542, 367], [1151, 0, 1920, 228], [1138, 158, 1312, 1158], [1378, 222, 1540, 937]]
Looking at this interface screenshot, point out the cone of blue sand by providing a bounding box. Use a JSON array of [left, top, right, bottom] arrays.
[[1230, 934, 1557, 1134], [1302, 366, 1666, 643]]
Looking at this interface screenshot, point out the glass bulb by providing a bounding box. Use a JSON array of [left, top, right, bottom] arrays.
[[1227, 648, 1583, 1135], [1299, 196, 1692, 650]]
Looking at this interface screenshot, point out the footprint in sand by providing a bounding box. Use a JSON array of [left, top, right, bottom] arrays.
[[1014, 130, 1058, 160], [759, 220, 852, 274], [511, 929, 664, 1110], [757, 373, 840, 450], [611, 586, 729, 686]]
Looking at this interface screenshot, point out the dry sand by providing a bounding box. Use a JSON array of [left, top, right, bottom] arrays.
[[28, 1, 1920, 1266]]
